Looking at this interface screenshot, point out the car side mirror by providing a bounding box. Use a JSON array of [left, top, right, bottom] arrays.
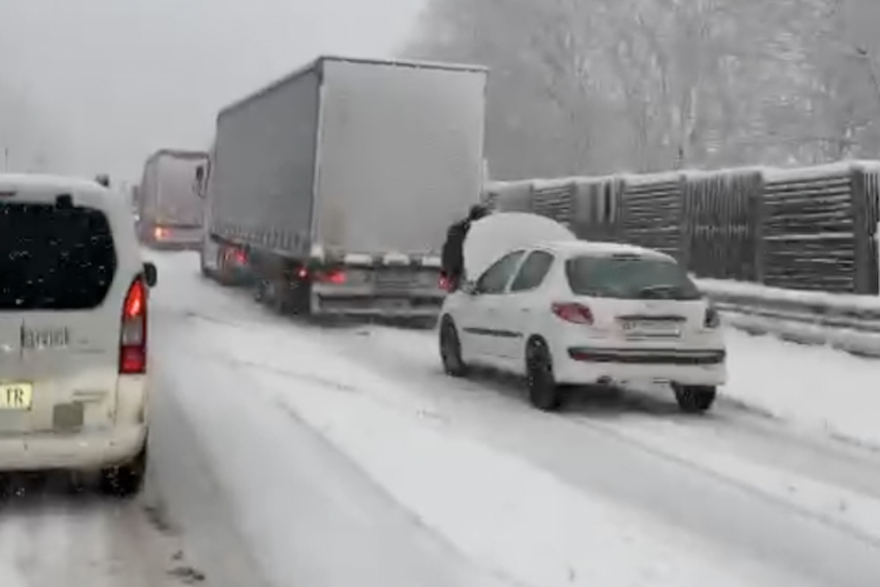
[[143, 262, 158, 288], [195, 165, 204, 181], [461, 281, 478, 295]]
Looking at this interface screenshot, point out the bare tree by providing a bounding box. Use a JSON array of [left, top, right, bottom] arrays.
[[401, 0, 880, 178]]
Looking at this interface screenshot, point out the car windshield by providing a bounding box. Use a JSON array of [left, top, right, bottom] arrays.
[[0, 202, 117, 310], [565, 254, 701, 300]]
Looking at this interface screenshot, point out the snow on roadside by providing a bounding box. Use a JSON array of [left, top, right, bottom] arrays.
[[585, 416, 880, 545], [202, 321, 787, 587], [722, 329, 880, 449]]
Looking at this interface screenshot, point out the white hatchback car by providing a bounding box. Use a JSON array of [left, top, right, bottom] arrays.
[[0, 174, 155, 496], [439, 240, 726, 413]]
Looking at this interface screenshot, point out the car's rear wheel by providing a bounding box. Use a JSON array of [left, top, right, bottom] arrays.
[[99, 443, 147, 498], [526, 338, 563, 411], [673, 384, 717, 414], [439, 318, 468, 377]]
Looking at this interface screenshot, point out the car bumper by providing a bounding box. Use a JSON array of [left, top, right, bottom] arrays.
[[554, 346, 727, 386], [314, 291, 443, 318], [0, 425, 148, 473]]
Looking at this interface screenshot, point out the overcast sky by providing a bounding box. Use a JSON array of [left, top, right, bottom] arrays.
[[0, 0, 424, 182]]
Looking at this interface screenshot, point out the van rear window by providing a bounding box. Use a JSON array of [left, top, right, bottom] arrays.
[[565, 255, 701, 300], [0, 202, 117, 310]]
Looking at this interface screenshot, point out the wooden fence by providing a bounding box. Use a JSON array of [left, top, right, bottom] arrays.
[[483, 161, 880, 294]]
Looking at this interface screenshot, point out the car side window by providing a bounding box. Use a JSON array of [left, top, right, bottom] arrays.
[[475, 251, 525, 294], [510, 250, 554, 292]]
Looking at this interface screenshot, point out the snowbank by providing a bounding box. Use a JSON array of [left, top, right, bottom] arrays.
[[695, 277, 880, 357], [696, 278, 880, 315], [724, 328, 880, 449]]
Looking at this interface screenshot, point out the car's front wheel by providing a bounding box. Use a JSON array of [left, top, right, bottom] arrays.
[[439, 318, 468, 377], [673, 384, 717, 414], [99, 442, 147, 498]]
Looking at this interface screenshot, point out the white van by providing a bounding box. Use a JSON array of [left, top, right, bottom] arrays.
[[0, 174, 155, 496]]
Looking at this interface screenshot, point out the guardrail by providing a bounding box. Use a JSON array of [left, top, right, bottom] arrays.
[[696, 278, 880, 358]]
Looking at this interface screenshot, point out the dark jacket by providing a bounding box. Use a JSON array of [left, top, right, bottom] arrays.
[[441, 218, 470, 286]]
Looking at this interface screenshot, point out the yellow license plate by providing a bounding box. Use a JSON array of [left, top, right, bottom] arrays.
[[0, 382, 33, 410]]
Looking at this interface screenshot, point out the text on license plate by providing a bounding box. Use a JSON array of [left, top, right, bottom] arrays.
[[0, 382, 33, 410], [622, 320, 680, 336]]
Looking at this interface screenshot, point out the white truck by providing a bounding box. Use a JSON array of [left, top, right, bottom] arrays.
[[137, 149, 208, 249], [197, 55, 488, 318]]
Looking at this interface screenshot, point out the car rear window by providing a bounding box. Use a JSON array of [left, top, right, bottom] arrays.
[[565, 254, 701, 300], [0, 202, 117, 310]]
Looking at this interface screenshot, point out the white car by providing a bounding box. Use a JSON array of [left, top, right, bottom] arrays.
[[0, 174, 155, 496], [439, 238, 726, 413]]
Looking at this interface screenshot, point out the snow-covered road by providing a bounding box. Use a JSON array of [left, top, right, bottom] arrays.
[[26, 248, 879, 587], [0, 471, 206, 586], [146, 250, 880, 586]]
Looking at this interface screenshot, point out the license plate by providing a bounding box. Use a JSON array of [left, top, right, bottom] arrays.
[[622, 320, 680, 337], [0, 382, 33, 410]]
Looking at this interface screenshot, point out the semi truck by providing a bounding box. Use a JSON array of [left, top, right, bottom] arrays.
[[137, 149, 208, 249], [196, 55, 488, 318]]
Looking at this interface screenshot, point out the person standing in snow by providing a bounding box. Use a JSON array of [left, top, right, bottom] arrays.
[[441, 203, 490, 291]]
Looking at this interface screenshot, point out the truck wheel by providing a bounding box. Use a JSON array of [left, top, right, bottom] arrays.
[[673, 384, 717, 414], [253, 279, 268, 303]]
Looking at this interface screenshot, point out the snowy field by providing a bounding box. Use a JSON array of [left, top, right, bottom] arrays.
[[6, 249, 880, 586]]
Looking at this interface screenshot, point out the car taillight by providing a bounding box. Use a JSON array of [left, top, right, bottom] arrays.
[[233, 249, 246, 264], [154, 226, 166, 239], [704, 306, 720, 328], [120, 277, 147, 374], [439, 274, 451, 291], [551, 302, 593, 324], [316, 269, 345, 284]]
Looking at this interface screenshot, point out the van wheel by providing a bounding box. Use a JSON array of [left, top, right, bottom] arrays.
[[526, 338, 563, 411], [673, 384, 717, 414], [99, 444, 147, 498], [439, 318, 468, 377]]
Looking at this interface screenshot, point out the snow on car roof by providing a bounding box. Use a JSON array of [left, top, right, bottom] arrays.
[[0, 173, 114, 207], [0, 173, 108, 192], [540, 239, 673, 260]]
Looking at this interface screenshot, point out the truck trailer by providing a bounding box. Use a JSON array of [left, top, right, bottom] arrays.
[[138, 149, 208, 250], [197, 55, 488, 318]]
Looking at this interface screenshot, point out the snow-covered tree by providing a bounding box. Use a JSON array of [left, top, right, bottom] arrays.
[[401, 0, 880, 177]]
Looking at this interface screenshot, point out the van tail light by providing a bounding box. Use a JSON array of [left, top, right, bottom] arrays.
[[120, 277, 147, 374], [704, 306, 720, 328], [551, 302, 593, 324]]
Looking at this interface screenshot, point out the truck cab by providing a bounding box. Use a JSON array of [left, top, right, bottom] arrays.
[[195, 150, 250, 284]]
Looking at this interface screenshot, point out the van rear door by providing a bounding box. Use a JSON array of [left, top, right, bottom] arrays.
[[0, 201, 122, 434]]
